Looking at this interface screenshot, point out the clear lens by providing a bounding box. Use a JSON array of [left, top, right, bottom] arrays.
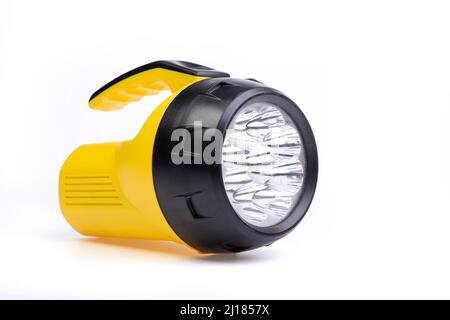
[[221, 102, 306, 227]]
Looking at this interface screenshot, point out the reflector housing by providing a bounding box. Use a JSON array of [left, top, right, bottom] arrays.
[[222, 102, 306, 227]]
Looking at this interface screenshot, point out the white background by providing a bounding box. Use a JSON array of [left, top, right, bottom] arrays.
[[1, 0, 449, 299]]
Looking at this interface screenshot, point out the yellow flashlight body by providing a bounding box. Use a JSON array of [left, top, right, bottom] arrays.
[[59, 66, 207, 245]]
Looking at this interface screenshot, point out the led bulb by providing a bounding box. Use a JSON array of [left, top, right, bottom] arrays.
[[222, 103, 306, 227]]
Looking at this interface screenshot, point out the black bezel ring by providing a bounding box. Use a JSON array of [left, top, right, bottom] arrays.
[[153, 77, 318, 253]]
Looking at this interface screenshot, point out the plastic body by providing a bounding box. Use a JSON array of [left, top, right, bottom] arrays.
[[59, 62, 220, 244], [59, 60, 318, 254]]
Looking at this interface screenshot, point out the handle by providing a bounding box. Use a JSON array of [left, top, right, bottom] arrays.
[[89, 60, 229, 111]]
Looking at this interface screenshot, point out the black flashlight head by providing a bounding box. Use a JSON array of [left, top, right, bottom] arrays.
[[153, 77, 318, 253]]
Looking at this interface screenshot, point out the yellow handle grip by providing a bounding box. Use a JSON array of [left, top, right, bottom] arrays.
[[60, 61, 229, 248], [88, 60, 229, 111]]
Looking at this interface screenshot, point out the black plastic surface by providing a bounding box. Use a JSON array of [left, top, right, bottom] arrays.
[[153, 78, 319, 253], [89, 60, 230, 101]]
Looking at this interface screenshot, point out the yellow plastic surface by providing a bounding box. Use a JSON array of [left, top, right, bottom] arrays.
[[59, 68, 206, 244]]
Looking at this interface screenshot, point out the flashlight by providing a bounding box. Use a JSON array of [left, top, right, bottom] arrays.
[[59, 60, 318, 253]]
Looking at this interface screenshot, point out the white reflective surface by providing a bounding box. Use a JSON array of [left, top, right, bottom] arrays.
[[222, 103, 306, 227]]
